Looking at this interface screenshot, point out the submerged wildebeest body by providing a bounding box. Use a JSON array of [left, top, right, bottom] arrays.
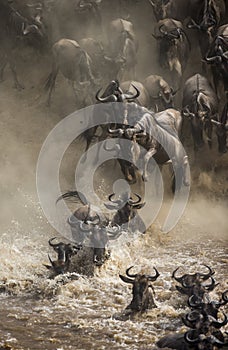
[[0, 0, 45, 89], [45, 38, 96, 105], [119, 266, 160, 312], [182, 73, 219, 151], [108, 18, 138, 80], [204, 24, 228, 96], [153, 18, 190, 88], [143, 74, 176, 111]]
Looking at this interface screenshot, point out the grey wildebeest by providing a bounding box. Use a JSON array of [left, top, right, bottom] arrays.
[[108, 18, 138, 80], [144, 74, 177, 111], [0, 0, 45, 89], [120, 80, 150, 108], [119, 266, 160, 312], [44, 38, 96, 106], [109, 105, 188, 190], [182, 74, 219, 151], [187, 0, 226, 69], [211, 101, 228, 153], [153, 18, 190, 88], [204, 24, 228, 96]]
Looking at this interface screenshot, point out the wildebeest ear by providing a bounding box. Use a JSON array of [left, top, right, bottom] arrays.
[[119, 274, 134, 284], [133, 202, 145, 209]]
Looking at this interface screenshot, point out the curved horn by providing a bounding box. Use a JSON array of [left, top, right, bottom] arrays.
[[48, 237, 60, 248], [221, 290, 228, 304], [186, 310, 202, 322], [128, 193, 142, 205], [124, 84, 140, 100], [182, 106, 195, 118], [95, 88, 118, 103], [119, 274, 134, 284], [159, 90, 172, 104], [148, 0, 155, 7], [56, 191, 87, 205], [108, 128, 124, 136], [184, 331, 199, 344], [209, 311, 228, 329], [172, 267, 183, 283], [204, 55, 221, 63], [147, 267, 160, 281], [126, 266, 137, 278], [188, 295, 203, 308], [199, 265, 214, 279], [204, 276, 218, 291]]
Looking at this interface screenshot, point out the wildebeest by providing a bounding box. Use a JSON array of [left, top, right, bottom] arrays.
[[204, 24, 228, 96], [182, 73, 219, 151], [188, 290, 228, 319], [104, 192, 146, 234], [0, 0, 45, 89], [187, 0, 226, 66], [44, 38, 96, 106], [153, 18, 190, 88], [44, 237, 81, 275], [119, 266, 160, 312], [144, 74, 177, 111], [110, 106, 188, 188], [172, 265, 218, 297], [107, 18, 138, 80], [148, 0, 191, 21]]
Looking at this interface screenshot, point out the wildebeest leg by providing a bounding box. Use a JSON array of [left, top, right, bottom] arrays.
[[0, 54, 7, 82], [45, 63, 59, 106], [142, 148, 157, 182], [204, 121, 213, 149], [8, 58, 24, 90]]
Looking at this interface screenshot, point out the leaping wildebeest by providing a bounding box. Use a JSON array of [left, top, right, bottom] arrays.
[[182, 73, 219, 151], [153, 18, 190, 88], [108, 105, 188, 189], [0, 0, 45, 89], [44, 38, 97, 106], [119, 266, 160, 312]]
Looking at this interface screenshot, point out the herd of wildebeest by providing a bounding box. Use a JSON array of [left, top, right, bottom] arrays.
[[0, 0, 228, 348]]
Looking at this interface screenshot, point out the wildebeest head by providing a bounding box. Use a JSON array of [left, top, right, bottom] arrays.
[[148, 0, 170, 21], [119, 266, 160, 311], [44, 237, 81, 275], [78, 220, 121, 265], [182, 93, 213, 149], [172, 265, 218, 297], [105, 192, 145, 227]]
